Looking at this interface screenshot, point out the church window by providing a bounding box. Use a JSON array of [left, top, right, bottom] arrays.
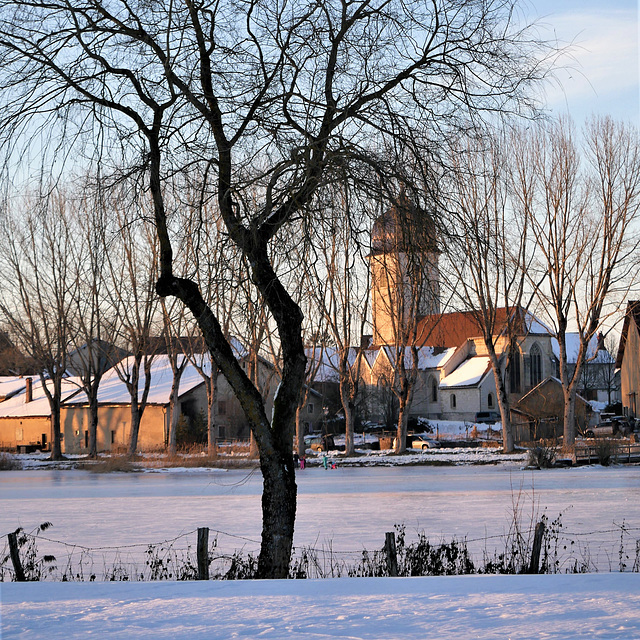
[[508, 345, 521, 394], [488, 393, 494, 408], [450, 394, 457, 409], [530, 344, 542, 387], [430, 377, 438, 402]]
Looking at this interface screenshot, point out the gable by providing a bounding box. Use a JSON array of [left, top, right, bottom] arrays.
[[616, 301, 640, 368]]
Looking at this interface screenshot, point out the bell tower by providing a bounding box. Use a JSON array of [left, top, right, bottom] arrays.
[[368, 192, 440, 346]]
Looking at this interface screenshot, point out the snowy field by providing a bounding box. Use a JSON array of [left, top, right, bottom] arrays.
[[3, 463, 640, 638], [3, 573, 640, 639]]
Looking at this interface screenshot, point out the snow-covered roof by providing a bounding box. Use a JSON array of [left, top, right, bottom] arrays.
[[0, 377, 28, 401], [439, 356, 492, 388], [551, 333, 612, 364], [380, 346, 456, 370], [305, 347, 359, 383], [0, 377, 83, 418], [65, 355, 210, 406], [523, 311, 553, 335]]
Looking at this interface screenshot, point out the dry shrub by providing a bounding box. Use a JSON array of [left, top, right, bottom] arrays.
[[527, 445, 556, 469], [84, 456, 137, 473], [0, 453, 22, 470], [595, 438, 616, 466]]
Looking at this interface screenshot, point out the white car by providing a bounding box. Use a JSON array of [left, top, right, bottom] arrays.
[[393, 434, 441, 450], [410, 434, 440, 450]]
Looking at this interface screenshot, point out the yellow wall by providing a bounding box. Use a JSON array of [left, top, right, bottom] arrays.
[[0, 416, 51, 450], [621, 320, 640, 418], [61, 404, 167, 453]]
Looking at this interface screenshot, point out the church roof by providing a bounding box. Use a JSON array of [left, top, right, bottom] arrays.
[[415, 307, 550, 348]]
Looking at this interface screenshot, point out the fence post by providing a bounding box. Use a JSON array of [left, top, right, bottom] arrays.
[[8, 532, 25, 582], [197, 527, 210, 580], [384, 531, 398, 577], [528, 521, 546, 574]]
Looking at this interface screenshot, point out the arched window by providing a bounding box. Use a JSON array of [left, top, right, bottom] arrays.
[[430, 376, 438, 403], [508, 344, 521, 393], [488, 392, 494, 408], [450, 394, 457, 409], [530, 343, 542, 387]]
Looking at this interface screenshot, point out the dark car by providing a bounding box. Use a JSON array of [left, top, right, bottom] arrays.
[[475, 411, 500, 424]]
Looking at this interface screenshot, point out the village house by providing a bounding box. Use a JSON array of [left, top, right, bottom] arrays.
[[616, 300, 640, 419], [0, 335, 325, 453]]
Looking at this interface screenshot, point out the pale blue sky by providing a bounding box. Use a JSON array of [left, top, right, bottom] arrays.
[[526, 0, 639, 125]]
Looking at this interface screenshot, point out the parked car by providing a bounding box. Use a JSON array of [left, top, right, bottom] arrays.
[[392, 434, 440, 450], [410, 434, 441, 450], [475, 411, 500, 424], [304, 434, 335, 451], [581, 417, 635, 439]]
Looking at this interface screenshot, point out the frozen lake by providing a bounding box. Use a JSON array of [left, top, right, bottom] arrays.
[[2, 463, 640, 573]]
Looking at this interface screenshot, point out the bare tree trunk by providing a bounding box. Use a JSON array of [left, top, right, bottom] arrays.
[[128, 402, 142, 458], [88, 392, 99, 458], [207, 374, 219, 456], [487, 350, 514, 453], [563, 388, 577, 448], [50, 397, 63, 461], [295, 403, 305, 459], [167, 368, 184, 456]]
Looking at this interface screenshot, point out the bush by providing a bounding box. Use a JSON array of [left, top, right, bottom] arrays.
[[595, 438, 615, 466], [527, 445, 556, 469], [177, 411, 208, 447], [0, 453, 22, 470], [84, 456, 136, 473]]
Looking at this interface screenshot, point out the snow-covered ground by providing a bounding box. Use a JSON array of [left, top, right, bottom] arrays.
[[3, 462, 640, 638], [3, 573, 640, 639]]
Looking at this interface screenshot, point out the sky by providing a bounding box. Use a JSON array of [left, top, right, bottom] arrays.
[[526, 0, 639, 126]]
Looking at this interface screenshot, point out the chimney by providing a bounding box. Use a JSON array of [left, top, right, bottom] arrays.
[[25, 377, 32, 403]]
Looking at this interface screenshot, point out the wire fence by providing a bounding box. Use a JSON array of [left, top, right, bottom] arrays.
[[3, 516, 640, 582]]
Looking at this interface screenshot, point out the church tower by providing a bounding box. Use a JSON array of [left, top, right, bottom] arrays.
[[368, 192, 440, 346]]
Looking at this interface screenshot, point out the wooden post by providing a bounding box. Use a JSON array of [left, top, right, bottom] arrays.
[[384, 531, 398, 577], [197, 527, 209, 580], [528, 521, 546, 574], [8, 532, 25, 582]]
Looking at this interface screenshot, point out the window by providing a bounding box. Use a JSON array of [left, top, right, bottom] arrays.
[[430, 377, 438, 403], [509, 345, 521, 393], [530, 343, 542, 387], [111, 430, 115, 444], [307, 403, 314, 415], [217, 400, 227, 416], [450, 394, 457, 409], [488, 393, 494, 408]]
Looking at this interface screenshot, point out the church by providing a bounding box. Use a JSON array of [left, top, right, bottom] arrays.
[[352, 194, 565, 425]]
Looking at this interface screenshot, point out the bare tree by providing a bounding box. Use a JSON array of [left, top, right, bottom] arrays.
[[159, 300, 189, 456], [103, 193, 161, 457], [442, 131, 533, 453], [521, 117, 640, 448], [0, 189, 79, 460], [68, 186, 120, 458], [0, 0, 552, 577]]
